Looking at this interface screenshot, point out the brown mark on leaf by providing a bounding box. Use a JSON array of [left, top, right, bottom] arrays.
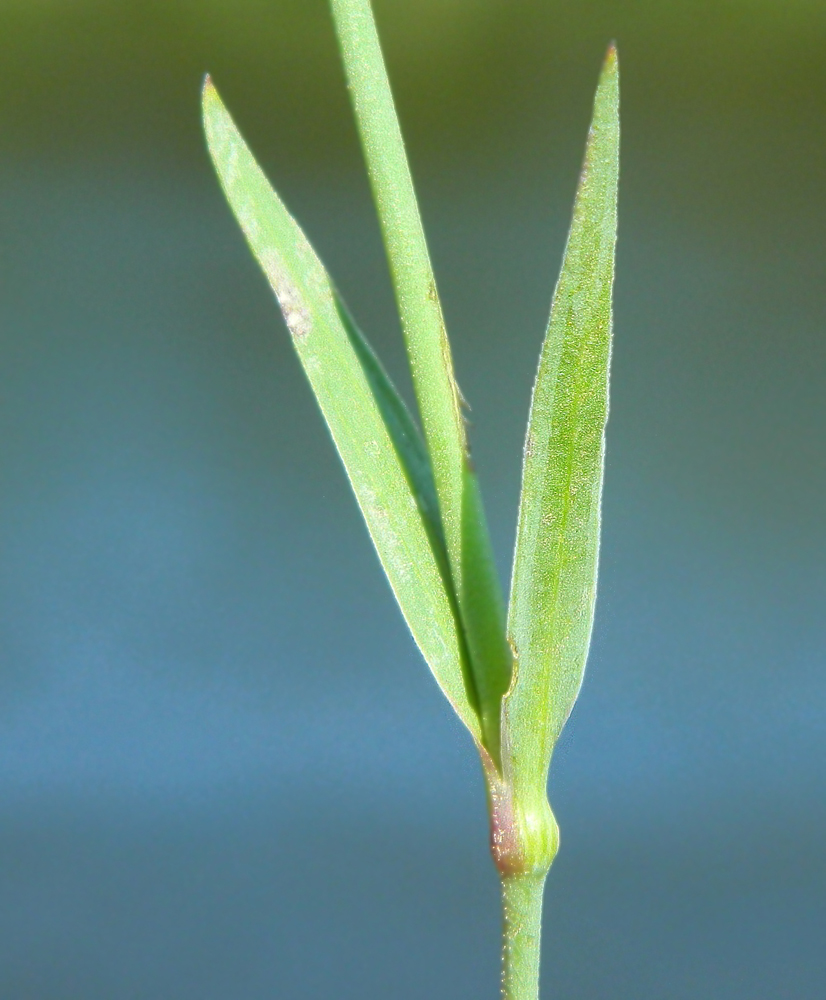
[[260, 250, 311, 341]]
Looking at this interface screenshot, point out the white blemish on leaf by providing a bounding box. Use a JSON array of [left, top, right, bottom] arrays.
[[260, 250, 312, 341]]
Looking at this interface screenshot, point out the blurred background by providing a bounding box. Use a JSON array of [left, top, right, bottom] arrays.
[[0, 0, 824, 996]]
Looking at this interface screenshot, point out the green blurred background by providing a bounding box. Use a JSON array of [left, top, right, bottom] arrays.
[[0, 1, 824, 997]]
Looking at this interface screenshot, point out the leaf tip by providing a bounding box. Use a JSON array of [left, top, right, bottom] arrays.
[[201, 74, 225, 128], [595, 43, 620, 127], [602, 43, 619, 81], [201, 75, 229, 160]]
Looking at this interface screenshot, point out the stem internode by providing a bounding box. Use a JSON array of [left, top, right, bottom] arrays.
[[501, 872, 547, 1000]]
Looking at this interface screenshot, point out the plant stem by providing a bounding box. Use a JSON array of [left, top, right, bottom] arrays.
[[328, 0, 513, 766], [501, 873, 547, 1000], [326, 0, 467, 492]]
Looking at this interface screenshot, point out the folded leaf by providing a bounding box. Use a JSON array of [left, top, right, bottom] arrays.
[[505, 48, 620, 800], [202, 78, 482, 743]]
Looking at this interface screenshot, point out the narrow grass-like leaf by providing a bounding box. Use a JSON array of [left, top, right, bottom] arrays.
[[202, 78, 482, 742], [329, 0, 512, 766], [504, 48, 620, 802]]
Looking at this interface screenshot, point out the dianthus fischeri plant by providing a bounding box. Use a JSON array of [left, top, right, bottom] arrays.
[[202, 1, 618, 997]]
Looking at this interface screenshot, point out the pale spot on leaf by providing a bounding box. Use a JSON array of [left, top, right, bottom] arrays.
[[260, 249, 312, 341]]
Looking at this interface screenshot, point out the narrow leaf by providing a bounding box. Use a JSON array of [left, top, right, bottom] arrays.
[[202, 78, 482, 742], [505, 48, 620, 799], [329, 0, 512, 765]]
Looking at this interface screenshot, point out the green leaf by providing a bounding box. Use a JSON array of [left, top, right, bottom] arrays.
[[333, 292, 451, 585], [329, 0, 513, 767], [504, 47, 620, 803], [202, 77, 482, 744]]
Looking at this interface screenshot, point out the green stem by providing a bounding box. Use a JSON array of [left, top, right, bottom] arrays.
[[501, 873, 547, 1000], [326, 0, 466, 512], [327, 0, 513, 767]]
